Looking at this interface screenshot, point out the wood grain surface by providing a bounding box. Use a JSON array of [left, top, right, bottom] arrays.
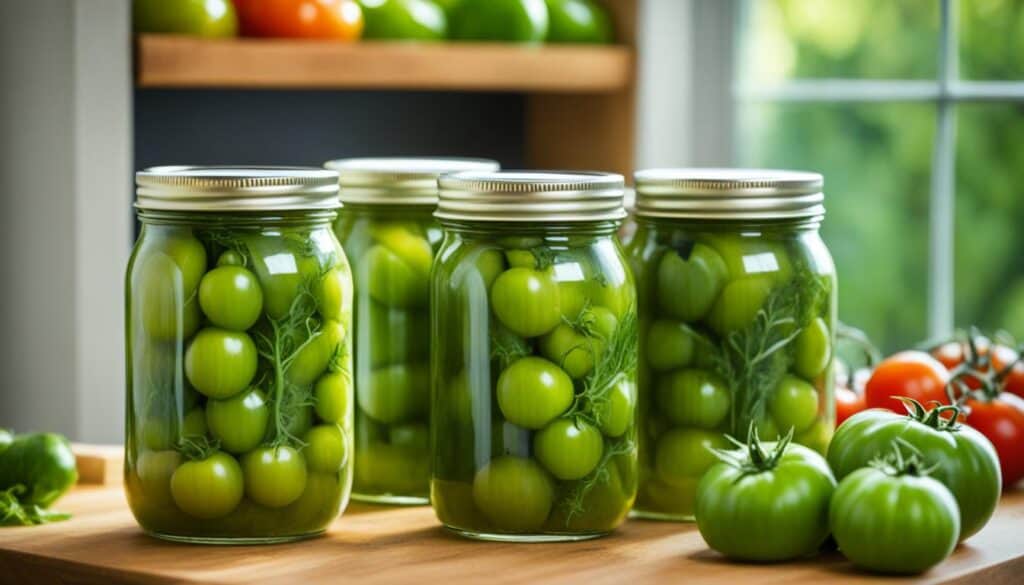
[[0, 486, 1020, 585]]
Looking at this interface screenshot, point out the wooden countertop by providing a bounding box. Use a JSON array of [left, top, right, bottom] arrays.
[[0, 486, 1021, 584]]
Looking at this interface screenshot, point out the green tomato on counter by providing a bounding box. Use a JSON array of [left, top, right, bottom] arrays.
[[360, 0, 448, 40], [496, 357, 574, 429], [185, 328, 258, 399], [490, 267, 562, 338], [533, 419, 603, 480], [472, 456, 554, 532], [205, 388, 270, 454], [544, 0, 612, 44], [170, 452, 244, 519], [133, 0, 238, 37], [449, 0, 549, 43]]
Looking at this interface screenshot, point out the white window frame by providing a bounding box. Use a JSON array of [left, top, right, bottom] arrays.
[[731, 0, 1024, 339]]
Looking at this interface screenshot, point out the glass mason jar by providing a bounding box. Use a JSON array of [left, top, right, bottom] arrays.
[[628, 169, 837, 521], [325, 157, 499, 505], [125, 167, 355, 544], [430, 171, 639, 542]]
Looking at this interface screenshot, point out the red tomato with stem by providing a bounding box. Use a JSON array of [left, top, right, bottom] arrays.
[[962, 392, 1024, 488], [864, 351, 951, 413], [835, 387, 866, 427], [234, 0, 364, 39]]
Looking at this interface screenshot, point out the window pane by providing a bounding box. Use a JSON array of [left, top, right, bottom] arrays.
[[740, 0, 939, 83], [960, 0, 1024, 79], [955, 104, 1024, 338], [740, 103, 935, 352]]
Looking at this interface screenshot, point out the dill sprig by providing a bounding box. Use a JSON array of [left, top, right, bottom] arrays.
[[566, 308, 638, 425]]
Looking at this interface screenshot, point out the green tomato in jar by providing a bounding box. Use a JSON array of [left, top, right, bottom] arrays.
[[472, 248, 506, 292], [358, 362, 430, 424], [538, 307, 616, 380], [355, 441, 430, 495], [276, 471, 344, 535], [136, 247, 205, 341], [285, 404, 315, 439], [198, 265, 264, 331], [247, 241, 322, 321], [640, 476, 699, 518], [547, 456, 631, 532], [287, 320, 344, 386], [590, 276, 633, 319], [205, 388, 269, 454], [181, 407, 208, 440], [472, 456, 554, 532], [185, 328, 258, 399], [389, 422, 430, 452], [170, 452, 244, 519], [656, 243, 728, 323], [303, 424, 349, 473], [490, 267, 562, 338], [655, 428, 729, 485], [656, 369, 730, 430], [534, 418, 604, 480], [505, 249, 539, 269], [216, 250, 244, 267], [365, 245, 430, 309], [793, 418, 832, 455], [366, 302, 429, 368], [705, 277, 774, 335], [140, 417, 175, 451], [242, 446, 308, 508], [755, 415, 782, 441], [704, 233, 794, 284], [372, 223, 433, 274], [496, 357, 574, 429], [596, 377, 635, 438], [794, 317, 831, 380], [314, 371, 352, 426], [315, 267, 352, 325], [135, 449, 182, 507], [769, 374, 820, 434]]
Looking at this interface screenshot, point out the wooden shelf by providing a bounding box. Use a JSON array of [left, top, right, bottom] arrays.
[[1, 486, 1022, 584], [135, 35, 633, 93]]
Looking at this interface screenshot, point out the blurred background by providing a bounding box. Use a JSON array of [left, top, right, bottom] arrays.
[[0, 0, 1020, 442]]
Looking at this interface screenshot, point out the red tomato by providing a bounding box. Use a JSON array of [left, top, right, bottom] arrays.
[[234, 0, 364, 39], [962, 393, 1024, 488], [932, 339, 1021, 393], [933, 337, 990, 371], [864, 351, 951, 413], [835, 387, 866, 427]]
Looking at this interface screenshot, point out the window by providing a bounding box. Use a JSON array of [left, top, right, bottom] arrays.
[[733, 0, 1024, 352]]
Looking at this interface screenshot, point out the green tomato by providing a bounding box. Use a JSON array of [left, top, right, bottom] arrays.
[[365, 245, 429, 309], [285, 404, 315, 439], [472, 456, 554, 532], [639, 477, 699, 518], [827, 408, 1001, 541], [472, 249, 506, 291], [655, 428, 729, 484], [315, 267, 351, 324], [198, 266, 264, 331], [705, 277, 774, 335], [389, 422, 430, 451], [242, 446, 308, 508], [755, 415, 781, 441], [0, 433, 78, 508], [140, 417, 174, 451], [533, 419, 604, 480], [490, 267, 562, 338], [365, 301, 429, 368], [181, 407, 208, 440], [314, 371, 352, 426], [794, 317, 831, 380], [136, 251, 203, 341], [544, 0, 612, 43], [205, 388, 269, 454], [216, 250, 244, 267], [538, 324, 602, 379], [372, 223, 433, 275], [360, 0, 447, 40], [547, 456, 631, 531], [133, 0, 238, 36], [247, 239, 322, 320], [769, 374, 820, 434], [354, 441, 429, 495], [557, 279, 588, 320], [505, 249, 538, 269], [794, 419, 832, 455], [656, 243, 728, 323], [705, 234, 794, 283], [358, 362, 430, 424], [303, 424, 349, 473], [135, 450, 182, 507], [695, 441, 836, 562], [496, 357, 574, 429], [450, 0, 548, 43], [170, 452, 243, 519], [830, 466, 959, 574], [597, 377, 635, 438], [287, 320, 344, 386], [656, 369, 730, 429], [276, 472, 344, 534], [645, 320, 696, 371], [590, 274, 633, 318], [184, 328, 257, 399]]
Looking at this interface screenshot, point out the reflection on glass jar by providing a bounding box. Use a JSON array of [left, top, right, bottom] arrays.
[[628, 169, 837, 521], [327, 157, 499, 505], [125, 167, 354, 544], [430, 171, 638, 542]]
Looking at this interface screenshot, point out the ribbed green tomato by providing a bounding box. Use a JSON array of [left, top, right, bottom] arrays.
[[830, 465, 959, 574], [656, 369, 730, 429], [472, 456, 554, 532], [358, 362, 430, 424], [198, 266, 264, 331], [827, 405, 1000, 541], [170, 452, 244, 519], [490, 267, 562, 338], [314, 371, 352, 426], [695, 440, 836, 562], [533, 419, 604, 480], [769, 374, 820, 433], [242, 446, 308, 508], [185, 328, 258, 399], [205, 388, 269, 454], [496, 357, 574, 429], [656, 243, 727, 323], [794, 317, 831, 380]]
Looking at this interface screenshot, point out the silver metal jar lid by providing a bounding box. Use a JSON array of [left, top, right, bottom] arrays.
[[324, 157, 500, 206], [136, 166, 341, 212], [436, 170, 627, 222], [634, 168, 825, 220]]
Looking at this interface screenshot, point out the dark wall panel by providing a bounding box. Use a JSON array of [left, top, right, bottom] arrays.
[[134, 90, 526, 171]]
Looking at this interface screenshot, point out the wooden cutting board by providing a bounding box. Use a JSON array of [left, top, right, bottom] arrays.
[[0, 480, 1022, 585]]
